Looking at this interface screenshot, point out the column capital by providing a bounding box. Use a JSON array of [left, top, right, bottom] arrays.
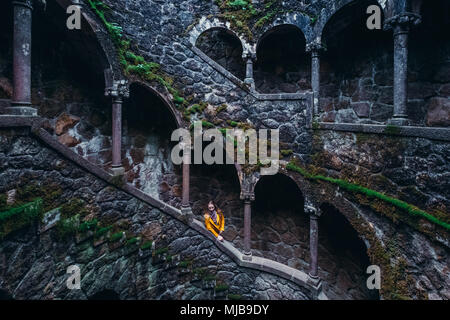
[[242, 51, 257, 61], [240, 191, 255, 202], [12, 0, 33, 9], [384, 12, 421, 31], [304, 204, 321, 219], [306, 41, 325, 55], [105, 79, 130, 100]]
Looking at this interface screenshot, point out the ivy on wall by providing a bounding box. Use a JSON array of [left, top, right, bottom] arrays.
[[286, 161, 450, 231]]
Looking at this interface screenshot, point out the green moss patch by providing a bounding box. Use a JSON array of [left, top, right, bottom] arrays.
[[286, 162, 450, 231], [0, 199, 43, 240]]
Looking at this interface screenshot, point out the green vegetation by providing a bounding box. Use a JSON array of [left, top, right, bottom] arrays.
[[56, 214, 80, 240], [215, 283, 229, 292], [178, 259, 193, 268], [227, 120, 238, 127], [280, 149, 293, 157], [109, 231, 124, 242], [61, 199, 89, 218], [87, 0, 188, 110], [96, 225, 112, 238], [154, 247, 169, 255], [126, 237, 139, 246], [78, 219, 98, 233], [141, 240, 153, 251], [227, 293, 242, 300], [286, 162, 450, 230], [216, 104, 228, 114], [384, 124, 401, 136], [0, 199, 43, 240]]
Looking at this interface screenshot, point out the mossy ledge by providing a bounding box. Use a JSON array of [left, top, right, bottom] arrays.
[[286, 162, 450, 231]]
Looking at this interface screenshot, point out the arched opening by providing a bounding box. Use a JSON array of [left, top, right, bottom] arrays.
[[0, 1, 14, 107], [319, 203, 380, 300], [196, 28, 245, 80], [409, 0, 450, 127], [0, 289, 13, 300], [122, 83, 180, 202], [88, 289, 120, 300], [320, 0, 392, 123], [32, 1, 109, 118], [252, 174, 307, 267], [254, 25, 310, 94], [188, 138, 243, 242]]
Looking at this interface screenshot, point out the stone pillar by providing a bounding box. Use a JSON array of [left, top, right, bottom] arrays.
[[105, 80, 129, 176], [7, 0, 37, 116], [241, 192, 255, 261], [181, 140, 193, 222], [306, 42, 324, 120], [305, 203, 321, 285], [243, 52, 256, 90], [385, 13, 421, 126]]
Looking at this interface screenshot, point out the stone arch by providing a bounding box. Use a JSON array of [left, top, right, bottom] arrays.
[[254, 24, 310, 93], [253, 173, 305, 212], [54, 0, 124, 85], [121, 82, 181, 202], [189, 17, 253, 56], [195, 27, 246, 80], [317, 0, 389, 42], [319, 0, 392, 123], [317, 202, 380, 300], [128, 80, 183, 129], [249, 172, 307, 267], [408, 0, 450, 127], [255, 13, 314, 47]]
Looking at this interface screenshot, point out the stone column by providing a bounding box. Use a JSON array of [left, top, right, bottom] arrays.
[[305, 203, 321, 284], [105, 80, 129, 176], [7, 0, 37, 116], [385, 13, 421, 126], [181, 140, 193, 222], [306, 42, 324, 120], [241, 192, 255, 261], [243, 52, 256, 90]]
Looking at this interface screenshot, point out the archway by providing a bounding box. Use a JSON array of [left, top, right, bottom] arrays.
[[196, 28, 245, 80], [0, 1, 13, 104], [409, 0, 450, 127], [320, 0, 392, 123], [319, 203, 380, 300], [122, 83, 180, 203], [254, 25, 309, 94], [252, 173, 307, 267]]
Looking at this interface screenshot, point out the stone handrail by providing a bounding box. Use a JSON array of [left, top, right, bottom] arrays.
[[0, 115, 325, 299]]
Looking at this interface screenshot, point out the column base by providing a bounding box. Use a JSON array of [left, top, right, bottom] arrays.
[[244, 79, 255, 90], [110, 166, 125, 176], [388, 117, 409, 126], [242, 251, 252, 261], [5, 106, 37, 116], [307, 273, 321, 287], [181, 206, 194, 223]]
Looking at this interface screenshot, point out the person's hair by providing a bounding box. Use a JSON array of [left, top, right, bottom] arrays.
[[207, 200, 216, 210]]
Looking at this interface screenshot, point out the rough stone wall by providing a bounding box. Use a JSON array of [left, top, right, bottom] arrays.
[[0, 128, 313, 300], [0, 0, 449, 300], [196, 29, 246, 81], [408, 0, 450, 127], [313, 130, 450, 219], [319, 30, 394, 124]]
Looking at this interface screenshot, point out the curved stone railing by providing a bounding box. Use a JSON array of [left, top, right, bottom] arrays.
[[184, 41, 313, 102], [0, 115, 326, 300]]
